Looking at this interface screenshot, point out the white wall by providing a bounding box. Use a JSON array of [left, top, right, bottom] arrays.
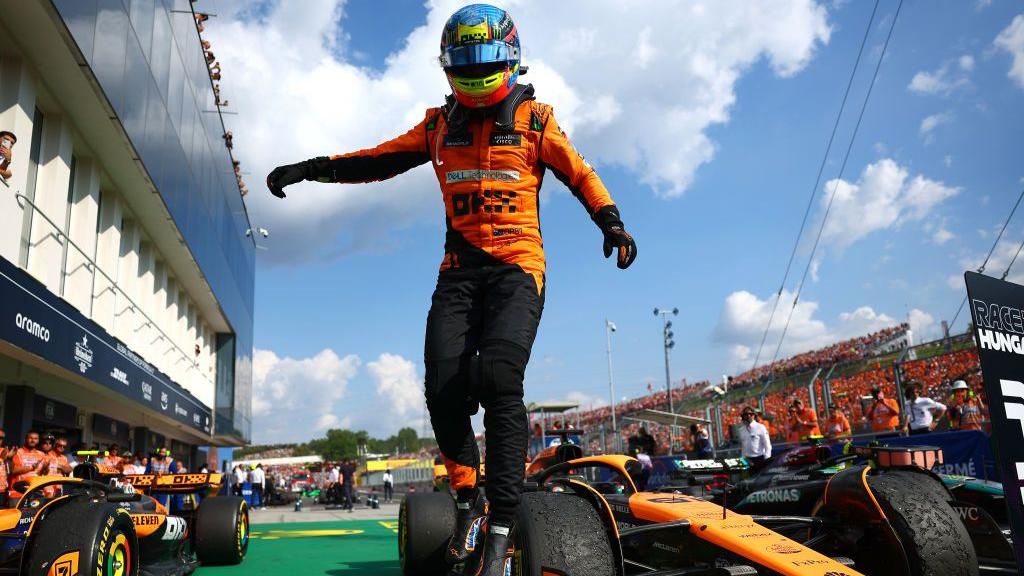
[[0, 56, 36, 265]]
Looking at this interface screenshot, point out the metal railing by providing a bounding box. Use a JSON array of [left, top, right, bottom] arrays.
[[14, 191, 214, 390]]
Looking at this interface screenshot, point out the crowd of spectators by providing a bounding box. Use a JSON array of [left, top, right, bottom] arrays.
[[554, 325, 983, 457], [193, 4, 249, 197]]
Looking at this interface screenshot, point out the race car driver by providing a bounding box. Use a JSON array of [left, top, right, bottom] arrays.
[[266, 5, 637, 574]]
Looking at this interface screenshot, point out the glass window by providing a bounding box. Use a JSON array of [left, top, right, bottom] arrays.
[[119, 32, 149, 145], [128, 0, 155, 62], [19, 108, 46, 268], [143, 80, 168, 184], [53, 0, 98, 61], [91, 0, 129, 114], [149, 5, 172, 100], [165, 44, 185, 134]]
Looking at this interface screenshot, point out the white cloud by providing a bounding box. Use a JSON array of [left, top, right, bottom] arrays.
[[919, 111, 953, 143], [933, 226, 955, 245], [820, 158, 959, 250], [251, 348, 361, 443], [367, 353, 424, 423], [207, 0, 830, 263], [948, 236, 1024, 289], [714, 289, 926, 370], [995, 15, 1024, 90], [908, 309, 938, 341], [908, 55, 974, 95]]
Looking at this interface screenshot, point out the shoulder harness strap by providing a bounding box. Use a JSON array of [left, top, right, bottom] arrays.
[[494, 83, 535, 132]]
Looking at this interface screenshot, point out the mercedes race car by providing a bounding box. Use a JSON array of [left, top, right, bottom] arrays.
[[400, 431, 976, 575], [0, 453, 249, 575], [664, 442, 1015, 574]]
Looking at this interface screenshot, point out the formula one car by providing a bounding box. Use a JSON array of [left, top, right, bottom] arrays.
[[0, 453, 249, 575], [664, 441, 1014, 574], [400, 431, 976, 575]]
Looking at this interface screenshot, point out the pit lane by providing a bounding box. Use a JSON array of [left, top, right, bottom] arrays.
[[199, 502, 402, 575]]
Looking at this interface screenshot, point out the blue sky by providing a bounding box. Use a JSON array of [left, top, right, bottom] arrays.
[[208, 0, 1024, 442]]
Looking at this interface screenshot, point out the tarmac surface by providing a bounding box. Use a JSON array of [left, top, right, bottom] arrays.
[[199, 501, 404, 575]]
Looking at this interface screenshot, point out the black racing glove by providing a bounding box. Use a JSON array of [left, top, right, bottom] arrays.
[[266, 157, 332, 198], [593, 205, 637, 269]]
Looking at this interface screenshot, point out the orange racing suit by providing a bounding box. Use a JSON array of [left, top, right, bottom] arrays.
[[307, 84, 618, 294], [306, 84, 625, 524]]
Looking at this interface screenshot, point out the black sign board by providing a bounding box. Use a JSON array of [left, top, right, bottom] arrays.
[[32, 395, 77, 429], [0, 256, 211, 434], [965, 271, 1024, 567]]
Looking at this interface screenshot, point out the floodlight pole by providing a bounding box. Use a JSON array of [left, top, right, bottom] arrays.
[[605, 320, 618, 452], [654, 308, 679, 415]]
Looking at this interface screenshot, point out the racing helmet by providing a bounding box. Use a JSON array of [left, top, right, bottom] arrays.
[[440, 4, 521, 108]]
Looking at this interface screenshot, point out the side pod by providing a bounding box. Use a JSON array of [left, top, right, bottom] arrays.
[[818, 465, 911, 576]]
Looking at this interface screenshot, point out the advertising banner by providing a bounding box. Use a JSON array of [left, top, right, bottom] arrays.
[[965, 271, 1024, 567], [0, 256, 211, 434]]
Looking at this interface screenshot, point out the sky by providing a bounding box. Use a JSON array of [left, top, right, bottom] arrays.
[[204, 0, 1024, 443]]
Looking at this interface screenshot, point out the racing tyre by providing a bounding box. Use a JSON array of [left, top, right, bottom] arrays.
[[26, 499, 138, 576], [195, 496, 250, 565], [868, 470, 978, 576], [399, 492, 455, 576], [514, 491, 616, 576]]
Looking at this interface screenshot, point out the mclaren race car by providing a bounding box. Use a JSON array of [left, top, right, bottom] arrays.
[[0, 453, 248, 575], [663, 441, 1015, 574], [400, 431, 976, 575]]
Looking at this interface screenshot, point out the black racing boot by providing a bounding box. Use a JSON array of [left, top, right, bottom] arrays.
[[446, 490, 487, 566], [473, 521, 514, 576]]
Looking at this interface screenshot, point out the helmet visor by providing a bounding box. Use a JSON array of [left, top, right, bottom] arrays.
[[441, 43, 520, 69]]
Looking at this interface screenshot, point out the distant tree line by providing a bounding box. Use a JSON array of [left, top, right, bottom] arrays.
[[235, 427, 436, 461]]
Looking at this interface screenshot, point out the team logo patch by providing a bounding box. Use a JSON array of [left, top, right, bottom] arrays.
[[446, 170, 520, 183], [443, 133, 473, 147], [766, 542, 802, 554], [490, 133, 522, 147]]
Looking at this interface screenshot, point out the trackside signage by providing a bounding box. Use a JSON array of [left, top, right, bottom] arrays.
[[965, 271, 1024, 567], [0, 256, 211, 435]]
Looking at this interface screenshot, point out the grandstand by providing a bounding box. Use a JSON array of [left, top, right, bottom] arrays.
[[550, 325, 984, 457]]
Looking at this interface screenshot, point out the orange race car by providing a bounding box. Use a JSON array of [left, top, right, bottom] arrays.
[[402, 430, 974, 575], [0, 452, 248, 575]]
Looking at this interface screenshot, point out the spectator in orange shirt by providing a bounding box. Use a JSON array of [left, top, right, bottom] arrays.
[[10, 431, 49, 487], [104, 444, 123, 470], [825, 409, 852, 439], [0, 429, 9, 506], [46, 436, 72, 477], [866, 387, 900, 437], [791, 399, 821, 439], [785, 405, 803, 443]]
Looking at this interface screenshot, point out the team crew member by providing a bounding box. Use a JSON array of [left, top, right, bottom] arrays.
[[9, 431, 48, 486], [949, 380, 986, 431], [382, 468, 394, 503], [866, 387, 900, 436], [45, 436, 72, 477], [903, 382, 947, 436], [250, 464, 266, 509], [791, 399, 821, 439], [104, 444, 123, 470], [737, 407, 772, 469], [266, 5, 637, 574], [147, 448, 179, 475]]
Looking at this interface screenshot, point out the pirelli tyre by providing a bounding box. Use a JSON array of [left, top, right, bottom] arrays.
[[26, 499, 138, 576], [195, 496, 250, 565], [399, 492, 456, 576], [513, 491, 616, 576], [867, 470, 978, 576]]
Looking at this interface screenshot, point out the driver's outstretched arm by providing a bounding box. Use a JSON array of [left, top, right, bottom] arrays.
[[267, 111, 437, 197]]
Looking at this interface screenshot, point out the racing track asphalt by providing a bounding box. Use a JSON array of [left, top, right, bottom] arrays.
[[198, 517, 402, 576]]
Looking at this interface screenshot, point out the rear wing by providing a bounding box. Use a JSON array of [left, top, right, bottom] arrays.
[[123, 472, 225, 494], [670, 458, 750, 475]]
